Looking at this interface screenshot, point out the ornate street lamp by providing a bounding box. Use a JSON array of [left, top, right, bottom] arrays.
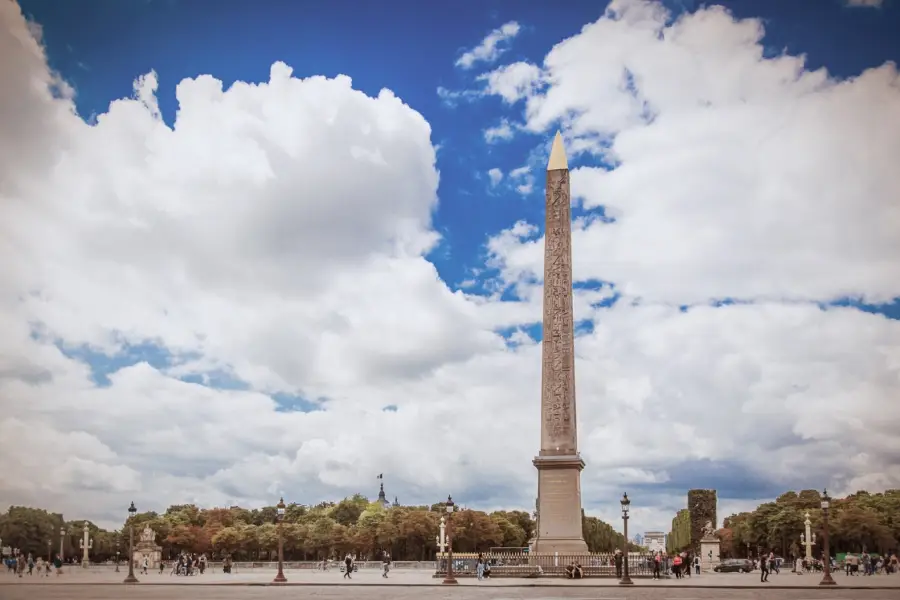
[[620, 493, 633, 585], [273, 497, 287, 583], [442, 495, 458, 585], [59, 526, 66, 563], [124, 502, 139, 584], [819, 489, 836, 586], [47, 539, 51, 563], [80, 522, 93, 568], [115, 535, 120, 573]]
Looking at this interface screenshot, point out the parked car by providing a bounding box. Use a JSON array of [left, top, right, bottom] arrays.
[[714, 559, 753, 573]]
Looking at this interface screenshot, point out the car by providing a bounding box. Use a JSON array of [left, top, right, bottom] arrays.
[[714, 559, 753, 573]]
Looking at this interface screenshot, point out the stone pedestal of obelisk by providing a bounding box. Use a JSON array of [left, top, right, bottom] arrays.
[[532, 132, 588, 554]]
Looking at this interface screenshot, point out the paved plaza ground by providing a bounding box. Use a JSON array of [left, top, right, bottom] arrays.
[[1, 583, 899, 600], [2, 566, 899, 599]]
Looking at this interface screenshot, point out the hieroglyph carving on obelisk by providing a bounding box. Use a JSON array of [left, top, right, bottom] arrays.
[[532, 131, 588, 554], [541, 135, 577, 455]]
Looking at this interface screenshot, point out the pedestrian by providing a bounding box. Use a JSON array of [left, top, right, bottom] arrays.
[[343, 554, 353, 579], [476, 553, 485, 581], [760, 553, 770, 582], [382, 551, 390, 578]]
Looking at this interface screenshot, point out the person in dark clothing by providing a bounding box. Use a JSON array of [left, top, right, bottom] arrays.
[[344, 554, 353, 579], [760, 555, 770, 582], [614, 550, 623, 578]]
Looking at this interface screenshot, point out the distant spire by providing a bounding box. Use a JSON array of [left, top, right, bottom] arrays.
[[547, 131, 568, 171]]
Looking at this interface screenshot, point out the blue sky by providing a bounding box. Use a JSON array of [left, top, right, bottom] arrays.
[[4, 0, 900, 532]]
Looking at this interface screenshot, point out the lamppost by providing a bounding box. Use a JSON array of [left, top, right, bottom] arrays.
[[59, 527, 66, 563], [47, 539, 51, 563], [124, 501, 139, 584], [273, 497, 287, 583], [436, 516, 447, 556], [746, 541, 751, 558], [442, 495, 457, 585], [80, 522, 93, 568], [800, 512, 816, 564], [819, 489, 836, 586], [620, 492, 633, 585], [115, 535, 120, 573]]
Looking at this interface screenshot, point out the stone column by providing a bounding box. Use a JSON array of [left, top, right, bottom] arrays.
[[532, 132, 588, 554]]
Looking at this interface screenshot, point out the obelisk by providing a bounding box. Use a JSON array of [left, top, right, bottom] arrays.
[[532, 132, 588, 554]]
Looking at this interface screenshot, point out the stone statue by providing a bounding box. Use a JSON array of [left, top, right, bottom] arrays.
[[701, 520, 716, 539], [139, 527, 156, 543]]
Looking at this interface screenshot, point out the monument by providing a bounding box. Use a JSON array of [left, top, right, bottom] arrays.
[[132, 526, 162, 570], [532, 132, 588, 554], [699, 520, 721, 571]]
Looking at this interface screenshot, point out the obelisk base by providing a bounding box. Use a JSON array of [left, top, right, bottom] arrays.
[[532, 455, 588, 554]]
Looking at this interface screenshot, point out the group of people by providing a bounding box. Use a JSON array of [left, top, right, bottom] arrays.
[[638, 550, 698, 579], [164, 553, 209, 576], [4, 553, 65, 576], [341, 551, 392, 579], [474, 553, 493, 580], [840, 552, 899, 576]]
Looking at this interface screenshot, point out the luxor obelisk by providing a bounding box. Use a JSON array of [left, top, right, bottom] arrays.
[[532, 132, 588, 553]]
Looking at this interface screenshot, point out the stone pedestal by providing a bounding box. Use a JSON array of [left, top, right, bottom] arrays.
[[700, 538, 721, 572], [133, 527, 163, 570], [532, 455, 588, 554]]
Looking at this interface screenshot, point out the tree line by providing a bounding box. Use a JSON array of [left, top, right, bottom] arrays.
[[0, 495, 638, 562], [690, 489, 899, 559]]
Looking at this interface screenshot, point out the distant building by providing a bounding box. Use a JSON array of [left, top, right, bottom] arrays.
[[375, 482, 399, 509], [633, 533, 643, 546], [643, 531, 666, 553]]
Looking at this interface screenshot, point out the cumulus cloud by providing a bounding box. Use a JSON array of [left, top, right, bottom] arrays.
[[2, 0, 900, 536], [488, 168, 504, 186], [456, 21, 521, 70]]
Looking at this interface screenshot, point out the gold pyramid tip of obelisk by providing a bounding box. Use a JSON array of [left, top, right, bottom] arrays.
[[547, 131, 568, 171]]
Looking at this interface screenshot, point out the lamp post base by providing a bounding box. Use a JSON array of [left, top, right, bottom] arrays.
[[442, 577, 458, 584], [123, 574, 140, 584], [819, 574, 838, 586], [619, 576, 634, 585], [273, 571, 287, 583]]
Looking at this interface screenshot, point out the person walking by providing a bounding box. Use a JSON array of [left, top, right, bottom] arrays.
[[760, 553, 770, 582], [382, 551, 391, 578], [614, 549, 623, 579], [343, 554, 353, 579]]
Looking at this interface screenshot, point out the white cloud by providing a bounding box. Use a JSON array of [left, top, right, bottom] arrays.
[[508, 165, 535, 195], [456, 21, 521, 70], [845, 0, 883, 7], [484, 118, 515, 143], [488, 168, 504, 186], [478, 61, 543, 104], [2, 0, 900, 537]]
